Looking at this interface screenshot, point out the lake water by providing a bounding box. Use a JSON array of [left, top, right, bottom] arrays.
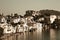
[[1, 28, 60, 40]]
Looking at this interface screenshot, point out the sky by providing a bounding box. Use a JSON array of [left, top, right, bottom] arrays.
[[0, 0, 60, 15]]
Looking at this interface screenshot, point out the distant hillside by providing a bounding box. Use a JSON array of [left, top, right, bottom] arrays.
[[24, 9, 60, 17], [39, 9, 60, 15]]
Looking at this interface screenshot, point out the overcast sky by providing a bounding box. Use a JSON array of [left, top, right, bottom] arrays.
[[0, 0, 60, 15]]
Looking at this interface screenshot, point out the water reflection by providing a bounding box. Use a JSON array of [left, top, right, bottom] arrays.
[[50, 29, 56, 40], [1, 28, 60, 40], [37, 26, 42, 40], [42, 30, 50, 40]]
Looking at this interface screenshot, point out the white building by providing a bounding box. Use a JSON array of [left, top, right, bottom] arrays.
[[23, 23, 28, 32], [36, 23, 42, 30], [13, 17, 20, 23], [1, 17, 7, 23], [3, 24, 13, 34], [50, 15, 57, 23], [2, 24, 16, 34], [17, 24, 24, 32]]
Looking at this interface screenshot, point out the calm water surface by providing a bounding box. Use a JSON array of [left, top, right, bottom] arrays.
[[1, 29, 60, 40]]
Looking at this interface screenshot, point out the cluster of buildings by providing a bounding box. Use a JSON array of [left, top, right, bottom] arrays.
[[0, 10, 60, 34], [0, 13, 41, 34]]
